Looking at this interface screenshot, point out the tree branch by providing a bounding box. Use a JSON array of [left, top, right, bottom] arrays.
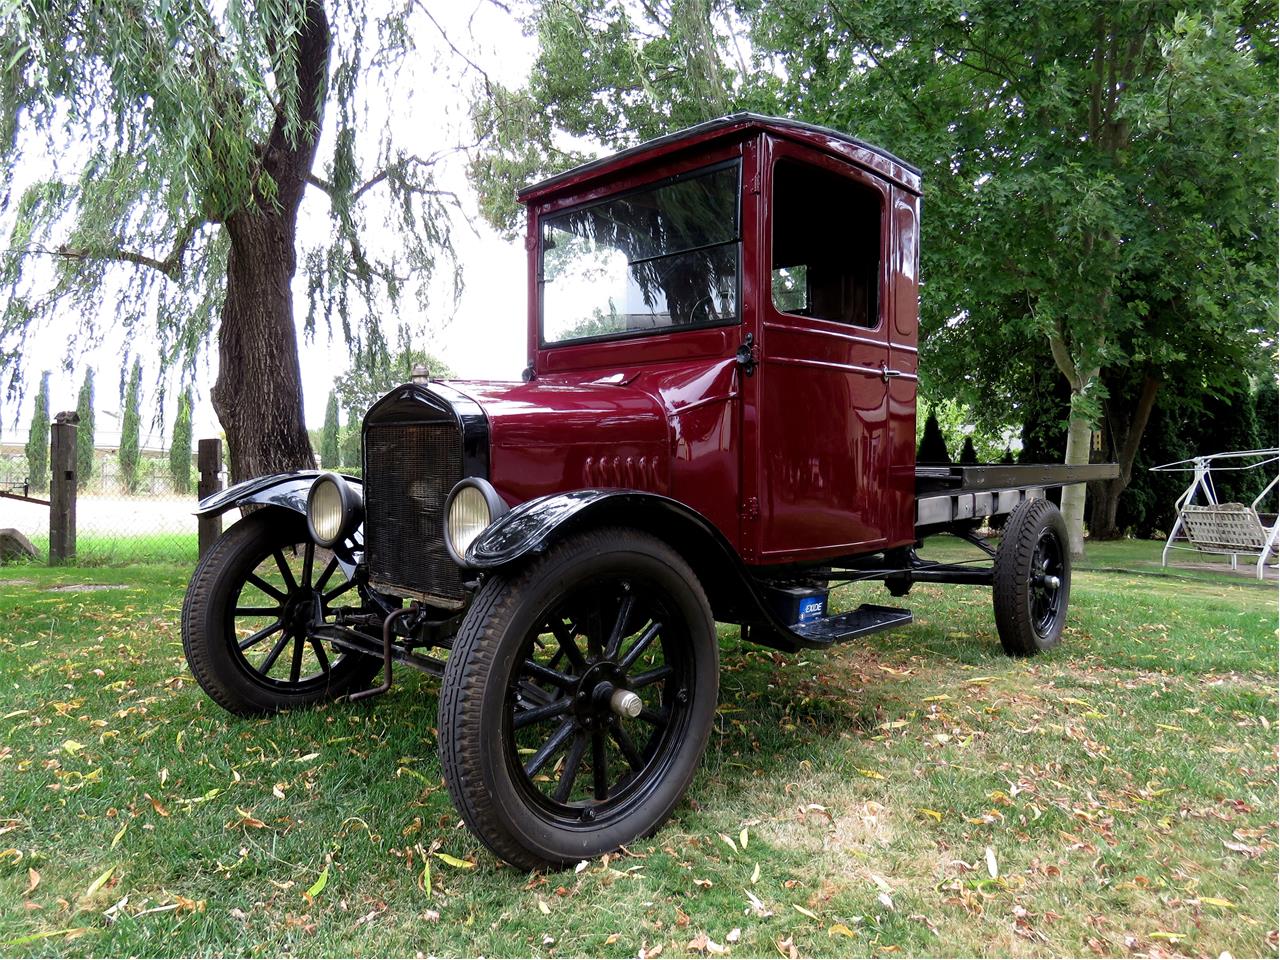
[[50, 216, 206, 280], [1048, 325, 1082, 392], [413, 0, 494, 95]]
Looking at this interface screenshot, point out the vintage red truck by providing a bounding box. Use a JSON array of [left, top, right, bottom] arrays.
[[184, 114, 1117, 869]]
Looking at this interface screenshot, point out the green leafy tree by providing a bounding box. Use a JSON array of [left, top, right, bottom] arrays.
[[333, 345, 454, 416], [320, 390, 340, 468], [170, 386, 194, 494], [24, 370, 50, 493], [0, 0, 468, 482], [746, 0, 1276, 553], [119, 358, 142, 494], [74, 367, 95, 483]]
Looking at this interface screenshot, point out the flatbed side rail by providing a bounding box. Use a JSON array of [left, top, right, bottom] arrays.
[[914, 463, 1118, 532], [915, 462, 1119, 496]]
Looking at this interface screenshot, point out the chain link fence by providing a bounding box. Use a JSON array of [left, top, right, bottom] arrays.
[[0, 452, 206, 566]]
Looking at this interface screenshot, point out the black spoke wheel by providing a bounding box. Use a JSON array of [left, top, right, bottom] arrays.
[[993, 497, 1071, 656], [439, 527, 718, 870], [182, 508, 380, 715]]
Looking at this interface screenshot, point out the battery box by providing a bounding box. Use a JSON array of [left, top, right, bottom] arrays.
[[762, 583, 829, 627]]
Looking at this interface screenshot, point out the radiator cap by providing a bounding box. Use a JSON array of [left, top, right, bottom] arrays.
[[410, 363, 431, 384]]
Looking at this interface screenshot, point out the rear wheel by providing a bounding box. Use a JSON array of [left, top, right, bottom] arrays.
[[182, 508, 380, 715], [438, 527, 718, 870], [993, 497, 1071, 656]]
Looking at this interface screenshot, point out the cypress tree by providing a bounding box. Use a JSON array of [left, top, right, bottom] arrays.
[[119, 358, 142, 494], [340, 407, 361, 471], [75, 368, 95, 484], [170, 387, 194, 494], [24, 371, 51, 494], [320, 391, 340, 468], [916, 413, 952, 465]]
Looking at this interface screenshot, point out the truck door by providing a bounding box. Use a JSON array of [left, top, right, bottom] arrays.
[[747, 141, 894, 564]]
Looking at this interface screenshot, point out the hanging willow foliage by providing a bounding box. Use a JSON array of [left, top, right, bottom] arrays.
[[0, 0, 468, 477]]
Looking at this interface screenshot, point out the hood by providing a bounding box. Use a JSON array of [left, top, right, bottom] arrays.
[[444, 376, 669, 448]]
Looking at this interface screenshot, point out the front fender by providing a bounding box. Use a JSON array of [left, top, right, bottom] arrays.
[[193, 470, 362, 518], [462, 489, 818, 653]]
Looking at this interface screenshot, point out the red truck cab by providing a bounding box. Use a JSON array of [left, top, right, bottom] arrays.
[[466, 114, 920, 564]]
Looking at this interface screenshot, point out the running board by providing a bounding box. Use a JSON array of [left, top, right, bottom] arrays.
[[791, 604, 913, 645]]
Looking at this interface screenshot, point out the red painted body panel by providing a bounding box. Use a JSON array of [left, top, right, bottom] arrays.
[[448, 116, 922, 568]]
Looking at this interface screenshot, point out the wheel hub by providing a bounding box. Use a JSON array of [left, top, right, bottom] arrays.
[[282, 588, 320, 634], [573, 661, 631, 727]]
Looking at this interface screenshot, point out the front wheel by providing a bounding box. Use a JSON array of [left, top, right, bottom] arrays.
[[182, 508, 380, 715], [438, 527, 718, 870], [993, 497, 1071, 656]]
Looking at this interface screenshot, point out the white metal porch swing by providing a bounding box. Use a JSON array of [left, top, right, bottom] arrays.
[[1150, 448, 1280, 580]]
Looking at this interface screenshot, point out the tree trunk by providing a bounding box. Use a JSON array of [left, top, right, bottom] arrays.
[[209, 0, 330, 483], [1060, 411, 1092, 560], [211, 212, 316, 482], [1086, 373, 1162, 540]]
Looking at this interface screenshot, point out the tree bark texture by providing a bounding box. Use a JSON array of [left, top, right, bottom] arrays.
[[210, 0, 329, 482], [1060, 413, 1092, 560], [1086, 373, 1162, 539]]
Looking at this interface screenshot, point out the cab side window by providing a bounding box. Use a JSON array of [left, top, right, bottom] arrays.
[[770, 159, 881, 328]]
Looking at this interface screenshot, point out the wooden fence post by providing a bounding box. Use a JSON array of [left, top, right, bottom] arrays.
[[49, 412, 78, 565], [198, 439, 223, 558]]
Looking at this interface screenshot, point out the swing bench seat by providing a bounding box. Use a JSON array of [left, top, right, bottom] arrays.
[[1180, 503, 1269, 553]]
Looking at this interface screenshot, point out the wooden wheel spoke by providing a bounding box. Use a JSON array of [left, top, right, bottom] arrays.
[[591, 729, 609, 801], [288, 634, 306, 683], [521, 659, 577, 690], [238, 620, 282, 652], [259, 630, 293, 675], [629, 664, 674, 689], [604, 594, 635, 659], [323, 578, 357, 604], [638, 705, 670, 727], [524, 718, 576, 778], [514, 696, 572, 730], [609, 719, 644, 771], [245, 573, 287, 603], [235, 606, 281, 618], [273, 550, 299, 592], [619, 621, 662, 670], [549, 620, 588, 672], [313, 557, 339, 594], [301, 542, 315, 588], [308, 637, 331, 674], [553, 733, 589, 803]]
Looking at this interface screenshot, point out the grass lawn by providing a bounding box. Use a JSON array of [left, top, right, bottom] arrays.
[[0, 538, 1274, 958]]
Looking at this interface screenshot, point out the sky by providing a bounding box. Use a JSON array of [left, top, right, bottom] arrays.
[[0, 1, 539, 452]]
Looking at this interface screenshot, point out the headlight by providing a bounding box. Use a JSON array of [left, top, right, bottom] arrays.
[[443, 478, 508, 565], [306, 473, 363, 547]]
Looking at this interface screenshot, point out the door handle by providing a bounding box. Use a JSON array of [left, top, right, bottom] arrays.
[[736, 333, 757, 376], [880, 362, 903, 383]]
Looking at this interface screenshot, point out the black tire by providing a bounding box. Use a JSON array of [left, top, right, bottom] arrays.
[[182, 508, 380, 716], [993, 497, 1071, 656], [439, 527, 718, 870]]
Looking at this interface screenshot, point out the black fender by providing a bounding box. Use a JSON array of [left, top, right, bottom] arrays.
[[194, 470, 366, 578], [463, 489, 817, 653], [193, 470, 361, 519]]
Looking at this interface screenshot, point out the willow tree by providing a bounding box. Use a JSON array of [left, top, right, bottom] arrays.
[[0, 0, 463, 481]]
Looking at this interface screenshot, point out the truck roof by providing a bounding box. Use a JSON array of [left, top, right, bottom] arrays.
[[517, 112, 922, 203]]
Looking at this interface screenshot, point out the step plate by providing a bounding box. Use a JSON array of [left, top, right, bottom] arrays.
[[791, 603, 913, 645]]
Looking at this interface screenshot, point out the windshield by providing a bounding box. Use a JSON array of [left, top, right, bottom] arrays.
[[539, 161, 741, 345]]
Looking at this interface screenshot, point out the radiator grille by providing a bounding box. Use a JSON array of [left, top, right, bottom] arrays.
[[364, 422, 465, 605]]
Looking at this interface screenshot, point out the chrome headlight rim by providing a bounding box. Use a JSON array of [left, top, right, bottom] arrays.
[[306, 472, 363, 547], [443, 477, 508, 566]]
